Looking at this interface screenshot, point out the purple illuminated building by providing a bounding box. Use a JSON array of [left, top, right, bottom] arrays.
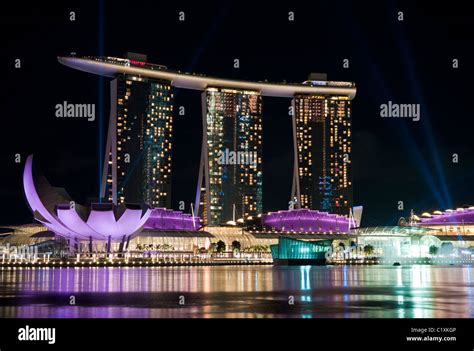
[[418, 208, 474, 225], [144, 208, 202, 231], [23, 155, 151, 245], [262, 209, 350, 233]]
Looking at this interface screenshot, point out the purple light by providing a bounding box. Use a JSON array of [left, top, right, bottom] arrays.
[[144, 208, 202, 231], [419, 209, 474, 225], [262, 209, 350, 233], [86, 207, 122, 238], [57, 208, 104, 239], [23, 155, 74, 237], [118, 208, 151, 234], [23, 155, 151, 241]]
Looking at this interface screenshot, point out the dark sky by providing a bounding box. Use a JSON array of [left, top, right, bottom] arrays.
[[1, 0, 473, 226]]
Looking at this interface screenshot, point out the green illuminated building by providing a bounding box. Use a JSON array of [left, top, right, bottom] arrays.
[[271, 236, 333, 265]]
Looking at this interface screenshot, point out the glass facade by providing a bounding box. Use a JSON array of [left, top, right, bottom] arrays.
[[271, 236, 333, 260], [105, 75, 173, 207], [293, 95, 352, 215], [203, 87, 263, 225]]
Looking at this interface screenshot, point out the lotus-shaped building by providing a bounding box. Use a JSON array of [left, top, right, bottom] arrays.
[[23, 155, 151, 246]]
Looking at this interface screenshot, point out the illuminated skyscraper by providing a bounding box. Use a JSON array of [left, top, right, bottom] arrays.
[[101, 55, 173, 207], [195, 88, 263, 225], [292, 80, 353, 215]]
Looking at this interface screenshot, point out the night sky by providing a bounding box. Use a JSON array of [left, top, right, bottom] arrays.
[[1, 0, 473, 226]]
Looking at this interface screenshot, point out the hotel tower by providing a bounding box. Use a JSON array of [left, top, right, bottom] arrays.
[[100, 54, 174, 207], [291, 74, 353, 215], [195, 88, 263, 226]]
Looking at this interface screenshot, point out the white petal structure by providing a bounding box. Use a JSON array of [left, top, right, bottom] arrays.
[[23, 155, 151, 241]]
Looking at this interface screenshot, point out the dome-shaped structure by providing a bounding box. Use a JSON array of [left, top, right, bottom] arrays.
[[262, 208, 350, 233], [420, 235, 442, 248], [23, 155, 151, 241], [144, 208, 202, 230], [419, 207, 474, 225]]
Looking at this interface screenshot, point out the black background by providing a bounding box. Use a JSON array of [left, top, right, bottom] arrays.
[[1, 0, 473, 226], [0, 318, 471, 350]]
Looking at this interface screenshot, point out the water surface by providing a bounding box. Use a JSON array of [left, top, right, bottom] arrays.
[[0, 265, 472, 318]]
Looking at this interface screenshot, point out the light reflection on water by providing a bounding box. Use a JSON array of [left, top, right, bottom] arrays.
[[0, 265, 473, 318]]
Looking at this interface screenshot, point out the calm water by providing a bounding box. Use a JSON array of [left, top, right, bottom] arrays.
[[0, 265, 473, 318]]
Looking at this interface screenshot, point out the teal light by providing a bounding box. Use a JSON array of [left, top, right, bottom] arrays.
[[271, 237, 333, 260]]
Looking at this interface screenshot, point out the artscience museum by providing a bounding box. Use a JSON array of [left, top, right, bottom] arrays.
[[23, 155, 152, 253]]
